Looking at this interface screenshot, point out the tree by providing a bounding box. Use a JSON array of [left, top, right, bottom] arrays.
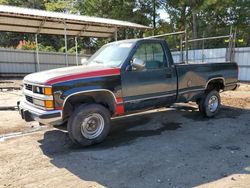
[[161, 0, 249, 48], [0, 0, 248, 51], [199, 0, 250, 47], [0, 0, 45, 8], [76, 0, 152, 36], [44, 0, 78, 13]]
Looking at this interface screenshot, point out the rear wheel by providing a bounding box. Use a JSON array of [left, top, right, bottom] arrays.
[[198, 90, 221, 117], [67, 104, 111, 146]]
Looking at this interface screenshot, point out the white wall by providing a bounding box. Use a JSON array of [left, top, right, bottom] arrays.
[[172, 47, 250, 81]]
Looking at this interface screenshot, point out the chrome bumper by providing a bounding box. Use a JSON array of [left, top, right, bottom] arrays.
[[224, 83, 240, 91], [18, 100, 63, 125]]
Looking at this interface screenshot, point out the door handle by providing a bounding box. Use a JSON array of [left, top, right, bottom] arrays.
[[166, 73, 172, 78]]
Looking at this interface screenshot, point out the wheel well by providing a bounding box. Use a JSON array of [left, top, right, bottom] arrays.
[[206, 79, 225, 92], [196, 79, 224, 104], [62, 91, 116, 120]]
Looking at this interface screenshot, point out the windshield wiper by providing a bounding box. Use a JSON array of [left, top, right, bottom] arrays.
[[93, 60, 104, 64]]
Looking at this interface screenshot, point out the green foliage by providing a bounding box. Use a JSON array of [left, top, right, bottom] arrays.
[[0, 0, 8, 4], [67, 46, 86, 54], [0, 0, 249, 52], [38, 44, 56, 52], [15, 39, 56, 52], [0, 0, 45, 8], [58, 46, 66, 53], [16, 40, 36, 50], [162, 0, 250, 47], [76, 0, 152, 40], [44, 0, 78, 13]]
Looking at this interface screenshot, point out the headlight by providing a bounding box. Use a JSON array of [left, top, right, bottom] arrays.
[[33, 86, 43, 94], [33, 99, 54, 109], [33, 98, 44, 106], [33, 86, 52, 96]]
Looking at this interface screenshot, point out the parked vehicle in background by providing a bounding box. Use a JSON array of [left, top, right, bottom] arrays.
[[18, 37, 239, 146]]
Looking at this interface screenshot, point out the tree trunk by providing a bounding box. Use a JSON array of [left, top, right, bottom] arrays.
[[179, 5, 187, 31], [152, 0, 156, 35], [191, 3, 198, 49]]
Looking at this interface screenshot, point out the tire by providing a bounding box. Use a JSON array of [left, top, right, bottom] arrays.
[[198, 90, 221, 118], [67, 104, 111, 147], [198, 102, 205, 115]]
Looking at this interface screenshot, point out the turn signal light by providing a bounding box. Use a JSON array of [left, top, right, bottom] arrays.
[[44, 87, 52, 95], [44, 100, 53, 109]]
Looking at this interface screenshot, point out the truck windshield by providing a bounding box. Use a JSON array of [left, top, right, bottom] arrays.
[[85, 42, 133, 67]]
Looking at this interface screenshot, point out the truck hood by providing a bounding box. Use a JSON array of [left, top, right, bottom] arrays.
[[24, 65, 121, 85]]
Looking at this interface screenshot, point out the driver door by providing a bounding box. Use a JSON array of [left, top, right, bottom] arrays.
[[121, 41, 177, 112]]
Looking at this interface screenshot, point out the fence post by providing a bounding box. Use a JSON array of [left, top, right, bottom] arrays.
[[180, 34, 183, 62], [185, 29, 188, 63], [75, 36, 79, 66], [232, 28, 237, 62], [35, 34, 40, 71], [114, 27, 118, 41], [202, 32, 205, 62], [64, 21, 69, 67]]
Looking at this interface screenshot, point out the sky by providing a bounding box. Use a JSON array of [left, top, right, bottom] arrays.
[[158, 9, 170, 21]]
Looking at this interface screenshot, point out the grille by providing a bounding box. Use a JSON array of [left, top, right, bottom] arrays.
[[25, 84, 33, 91], [25, 95, 33, 103]]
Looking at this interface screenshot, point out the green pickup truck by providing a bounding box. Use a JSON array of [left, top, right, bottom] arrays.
[[18, 38, 239, 146]]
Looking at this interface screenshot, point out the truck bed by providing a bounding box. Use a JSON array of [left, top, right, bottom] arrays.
[[175, 62, 238, 102]]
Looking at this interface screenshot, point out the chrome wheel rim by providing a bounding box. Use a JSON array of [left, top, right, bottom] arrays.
[[80, 113, 104, 139], [208, 95, 218, 112]]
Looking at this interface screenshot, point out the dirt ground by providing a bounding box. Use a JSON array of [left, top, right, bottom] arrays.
[[0, 82, 250, 188], [0, 79, 22, 89]]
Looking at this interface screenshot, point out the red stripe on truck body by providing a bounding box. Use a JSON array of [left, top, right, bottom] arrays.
[[46, 68, 121, 85], [115, 97, 124, 115]]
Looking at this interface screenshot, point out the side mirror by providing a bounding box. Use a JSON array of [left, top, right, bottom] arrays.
[[131, 58, 145, 70]]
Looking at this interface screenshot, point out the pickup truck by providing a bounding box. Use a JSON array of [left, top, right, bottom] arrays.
[[18, 38, 239, 146]]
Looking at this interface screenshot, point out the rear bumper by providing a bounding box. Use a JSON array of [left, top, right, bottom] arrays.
[[18, 100, 63, 125], [233, 83, 240, 90], [224, 83, 240, 91]]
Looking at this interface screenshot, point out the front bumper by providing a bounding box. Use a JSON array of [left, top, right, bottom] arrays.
[[18, 100, 63, 125]]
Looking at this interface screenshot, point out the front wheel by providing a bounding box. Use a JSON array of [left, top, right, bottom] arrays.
[[67, 104, 111, 147], [198, 90, 221, 118]]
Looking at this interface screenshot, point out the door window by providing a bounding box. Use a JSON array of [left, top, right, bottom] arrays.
[[132, 43, 166, 71]]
